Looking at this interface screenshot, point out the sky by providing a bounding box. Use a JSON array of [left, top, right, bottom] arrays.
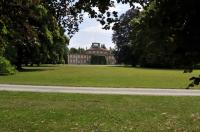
[[68, 3, 131, 49]]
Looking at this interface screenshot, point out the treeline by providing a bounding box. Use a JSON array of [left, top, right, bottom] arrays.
[[0, 0, 69, 74], [113, 0, 200, 69], [69, 48, 85, 54]]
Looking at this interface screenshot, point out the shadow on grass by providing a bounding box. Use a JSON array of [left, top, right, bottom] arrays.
[[108, 65, 133, 68], [23, 64, 59, 68], [108, 65, 186, 71], [19, 68, 55, 72], [35, 65, 58, 67]]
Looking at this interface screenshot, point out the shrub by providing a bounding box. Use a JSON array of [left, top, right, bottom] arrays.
[[0, 56, 16, 75], [91, 55, 107, 65]]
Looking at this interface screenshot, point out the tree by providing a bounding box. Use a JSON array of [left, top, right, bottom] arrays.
[[43, 0, 147, 36], [113, 0, 200, 69], [129, 1, 178, 68], [113, 0, 200, 86], [0, 20, 8, 56], [91, 55, 107, 65], [69, 47, 85, 54], [69, 48, 79, 54], [134, 0, 200, 87], [138, 0, 200, 68], [112, 8, 139, 65], [1, 0, 69, 70]]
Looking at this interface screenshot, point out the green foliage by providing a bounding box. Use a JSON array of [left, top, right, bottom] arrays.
[[0, 20, 8, 56], [0, 56, 16, 75], [112, 8, 139, 65], [69, 48, 78, 54], [0, 0, 69, 69], [34, 5, 48, 18], [91, 55, 107, 65], [188, 76, 200, 88], [113, 0, 200, 69], [129, 1, 178, 68], [69, 47, 85, 54], [112, 0, 200, 87], [0, 20, 8, 35], [43, 26, 53, 45], [68, 0, 147, 34]]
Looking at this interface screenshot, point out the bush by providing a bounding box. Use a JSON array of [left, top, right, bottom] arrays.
[[91, 55, 107, 65], [0, 56, 16, 75]]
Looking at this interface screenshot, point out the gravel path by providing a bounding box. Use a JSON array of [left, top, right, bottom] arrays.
[[0, 84, 200, 96]]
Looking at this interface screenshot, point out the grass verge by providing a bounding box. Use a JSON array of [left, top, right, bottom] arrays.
[[1, 91, 200, 131]]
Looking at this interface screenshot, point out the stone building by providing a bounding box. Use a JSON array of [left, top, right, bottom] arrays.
[[68, 43, 116, 65]]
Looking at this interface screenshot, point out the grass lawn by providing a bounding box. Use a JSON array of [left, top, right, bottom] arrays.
[[0, 65, 200, 88], [1, 91, 200, 131]]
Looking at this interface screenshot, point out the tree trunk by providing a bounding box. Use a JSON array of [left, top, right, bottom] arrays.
[[16, 44, 23, 71]]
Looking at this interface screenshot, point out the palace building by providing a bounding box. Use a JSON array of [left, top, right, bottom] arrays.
[[68, 43, 116, 65]]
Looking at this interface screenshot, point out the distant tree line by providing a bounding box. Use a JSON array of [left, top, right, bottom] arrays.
[[69, 47, 86, 54]]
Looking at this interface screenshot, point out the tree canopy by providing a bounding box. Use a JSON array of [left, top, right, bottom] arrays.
[[0, 0, 69, 70], [113, 0, 200, 66], [112, 0, 200, 86]]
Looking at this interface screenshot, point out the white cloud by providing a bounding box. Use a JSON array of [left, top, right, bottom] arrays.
[[69, 3, 131, 49], [109, 3, 131, 14], [82, 25, 112, 34]]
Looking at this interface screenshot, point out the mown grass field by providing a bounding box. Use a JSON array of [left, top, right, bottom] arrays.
[[1, 91, 200, 131], [0, 65, 200, 88]]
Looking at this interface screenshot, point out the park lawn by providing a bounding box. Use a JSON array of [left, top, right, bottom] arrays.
[[0, 65, 200, 88], [1, 91, 200, 131]]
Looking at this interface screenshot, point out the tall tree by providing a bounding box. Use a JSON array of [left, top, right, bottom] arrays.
[[113, 0, 200, 69], [129, 1, 178, 68], [112, 8, 139, 65], [1, 0, 69, 69]]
